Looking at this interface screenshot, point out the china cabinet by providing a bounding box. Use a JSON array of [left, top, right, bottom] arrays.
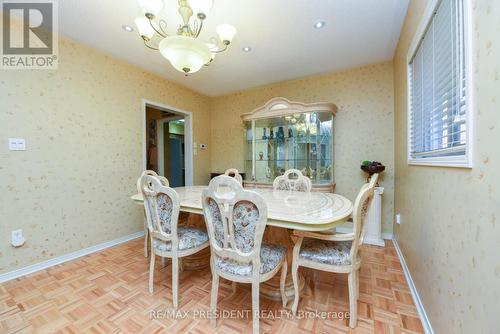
[[241, 98, 337, 191]]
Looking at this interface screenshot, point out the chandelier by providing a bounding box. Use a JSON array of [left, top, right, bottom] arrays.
[[134, 0, 236, 74]]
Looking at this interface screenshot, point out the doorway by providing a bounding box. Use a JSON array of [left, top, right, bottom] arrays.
[[142, 100, 193, 186]]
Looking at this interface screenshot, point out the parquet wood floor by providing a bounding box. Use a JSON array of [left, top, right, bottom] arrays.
[[0, 239, 424, 334]]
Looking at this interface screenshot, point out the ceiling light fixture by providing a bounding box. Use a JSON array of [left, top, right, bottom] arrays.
[[134, 0, 237, 75], [122, 25, 134, 32], [242, 46, 252, 52], [314, 21, 325, 29]]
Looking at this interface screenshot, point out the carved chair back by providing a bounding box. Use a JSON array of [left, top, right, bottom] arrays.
[[140, 175, 181, 252], [202, 176, 268, 278], [136, 170, 169, 194], [273, 168, 312, 192], [224, 168, 243, 185], [349, 173, 378, 262]]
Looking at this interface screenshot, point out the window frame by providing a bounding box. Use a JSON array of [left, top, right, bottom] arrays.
[[406, 0, 473, 168]]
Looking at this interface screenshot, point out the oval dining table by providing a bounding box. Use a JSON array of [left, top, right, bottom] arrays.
[[131, 185, 353, 300]]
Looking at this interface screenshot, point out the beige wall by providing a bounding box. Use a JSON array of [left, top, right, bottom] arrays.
[[0, 37, 211, 274], [210, 62, 395, 234], [393, 0, 500, 332]]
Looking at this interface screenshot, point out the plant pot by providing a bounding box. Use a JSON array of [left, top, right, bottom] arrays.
[[361, 164, 385, 175]]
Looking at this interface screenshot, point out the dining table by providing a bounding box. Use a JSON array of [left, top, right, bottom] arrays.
[[131, 185, 353, 300]]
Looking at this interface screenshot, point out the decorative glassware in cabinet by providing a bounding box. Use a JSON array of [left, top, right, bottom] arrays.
[[241, 98, 337, 189]]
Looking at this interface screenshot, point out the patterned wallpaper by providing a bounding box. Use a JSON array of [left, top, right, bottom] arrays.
[[0, 37, 211, 274], [2, 28, 396, 279], [393, 0, 500, 332], [210, 62, 395, 235]]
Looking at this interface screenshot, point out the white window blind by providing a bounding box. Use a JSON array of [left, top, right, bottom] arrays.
[[409, 0, 468, 163]]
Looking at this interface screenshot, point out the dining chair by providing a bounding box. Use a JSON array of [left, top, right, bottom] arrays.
[[140, 175, 210, 308], [137, 170, 169, 257], [273, 168, 312, 192], [202, 175, 287, 334], [290, 174, 379, 328], [224, 168, 243, 185]]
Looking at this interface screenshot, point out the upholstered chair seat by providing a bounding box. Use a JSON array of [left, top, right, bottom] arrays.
[[152, 227, 209, 253], [215, 244, 286, 277], [299, 239, 355, 266]]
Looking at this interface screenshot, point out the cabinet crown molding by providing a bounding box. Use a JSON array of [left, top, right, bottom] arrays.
[[240, 97, 338, 121]]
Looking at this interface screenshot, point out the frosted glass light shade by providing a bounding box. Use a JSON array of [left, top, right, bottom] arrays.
[[137, 0, 163, 16], [216, 24, 237, 43], [134, 17, 155, 39], [189, 0, 213, 16], [159, 35, 212, 73]]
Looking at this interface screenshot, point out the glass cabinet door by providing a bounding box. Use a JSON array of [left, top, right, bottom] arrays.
[[244, 111, 334, 185]]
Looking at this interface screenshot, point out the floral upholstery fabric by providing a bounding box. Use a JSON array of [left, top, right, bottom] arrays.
[[206, 198, 225, 247], [153, 227, 208, 252], [294, 179, 310, 192], [299, 238, 353, 265], [156, 194, 173, 234], [275, 177, 310, 192], [215, 244, 285, 277], [232, 201, 259, 253], [275, 178, 290, 191], [205, 199, 260, 253]]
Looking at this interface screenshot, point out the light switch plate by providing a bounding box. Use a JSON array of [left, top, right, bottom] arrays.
[[8, 138, 26, 151], [395, 214, 402, 225]]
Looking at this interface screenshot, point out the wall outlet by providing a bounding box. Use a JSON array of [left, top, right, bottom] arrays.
[[395, 214, 402, 225], [11, 229, 26, 247], [8, 138, 26, 151]]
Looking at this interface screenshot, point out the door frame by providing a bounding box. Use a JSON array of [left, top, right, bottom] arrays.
[[157, 115, 183, 177], [141, 99, 194, 186]]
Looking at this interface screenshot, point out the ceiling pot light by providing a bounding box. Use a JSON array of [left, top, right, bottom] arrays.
[[314, 21, 325, 29], [159, 35, 212, 74], [122, 25, 134, 32], [242, 46, 252, 52]]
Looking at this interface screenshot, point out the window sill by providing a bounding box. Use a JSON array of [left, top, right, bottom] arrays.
[[407, 156, 472, 168]]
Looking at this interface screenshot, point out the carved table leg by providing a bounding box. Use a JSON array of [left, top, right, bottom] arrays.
[[260, 226, 305, 302]]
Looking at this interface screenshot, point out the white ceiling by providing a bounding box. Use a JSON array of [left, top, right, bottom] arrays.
[[58, 0, 409, 97]]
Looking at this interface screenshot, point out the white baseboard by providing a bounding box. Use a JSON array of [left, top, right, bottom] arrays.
[[392, 238, 434, 334], [0, 231, 144, 283]]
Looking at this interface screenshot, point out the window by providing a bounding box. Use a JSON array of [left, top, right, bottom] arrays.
[[407, 0, 472, 167]]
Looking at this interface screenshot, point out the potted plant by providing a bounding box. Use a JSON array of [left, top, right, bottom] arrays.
[[361, 160, 385, 182]]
